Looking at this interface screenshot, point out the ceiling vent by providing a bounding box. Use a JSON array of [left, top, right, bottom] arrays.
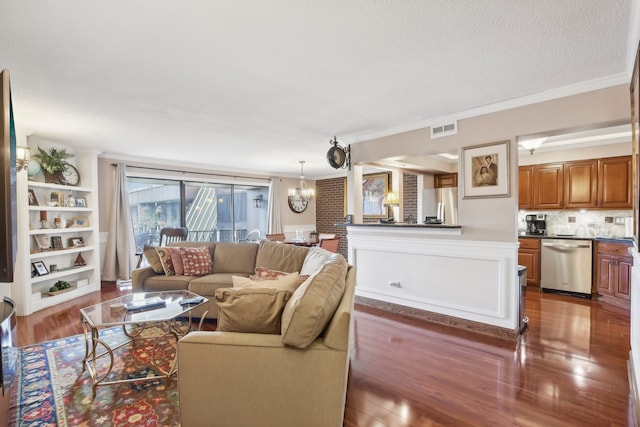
[[430, 120, 457, 139]]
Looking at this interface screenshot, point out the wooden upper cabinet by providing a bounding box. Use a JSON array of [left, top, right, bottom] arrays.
[[518, 166, 534, 210], [597, 156, 632, 208], [434, 173, 457, 188], [533, 163, 564, 209], [564, 160, 597, 209]]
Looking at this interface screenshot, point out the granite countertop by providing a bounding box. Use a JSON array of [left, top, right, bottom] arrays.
[[519, 233, 633, 244], [342, 222, 462, 229]]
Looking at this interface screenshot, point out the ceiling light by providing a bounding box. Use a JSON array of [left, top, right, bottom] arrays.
[[519, 138, 546, 154], [288, 161, 314, 201]]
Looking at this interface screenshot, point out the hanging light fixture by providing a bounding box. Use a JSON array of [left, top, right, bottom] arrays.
[[288, 160, 314, 200], [519, 138, 546, 154]]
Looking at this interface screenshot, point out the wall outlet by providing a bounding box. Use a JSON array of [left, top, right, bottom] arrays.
[[604, 216, 613, 223], [568, 216, 576, 223], [615, 217, 625, 224]]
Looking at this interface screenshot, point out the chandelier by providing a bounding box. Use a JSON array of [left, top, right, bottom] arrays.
[[288, 161, 314, 200]]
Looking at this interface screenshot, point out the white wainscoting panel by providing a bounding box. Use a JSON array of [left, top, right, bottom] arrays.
[[347, 225, 519, 330]]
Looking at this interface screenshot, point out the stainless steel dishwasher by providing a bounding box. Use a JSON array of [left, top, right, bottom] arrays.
[[540, 238, 593, 296]]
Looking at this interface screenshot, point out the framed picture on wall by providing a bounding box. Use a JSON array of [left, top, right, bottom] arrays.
[[631, 40, 640, 245], [362, 173, 389, 218], [461, 140, 510, 199]]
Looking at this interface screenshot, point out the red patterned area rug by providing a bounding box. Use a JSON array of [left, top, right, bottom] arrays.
[[8, 326, 182, 426]]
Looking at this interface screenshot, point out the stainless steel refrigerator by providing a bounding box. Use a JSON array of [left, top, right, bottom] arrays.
[[422, 188, 458, 225]]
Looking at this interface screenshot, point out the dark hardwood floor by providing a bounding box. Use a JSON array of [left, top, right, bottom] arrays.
[[14, 283, 634, 426]]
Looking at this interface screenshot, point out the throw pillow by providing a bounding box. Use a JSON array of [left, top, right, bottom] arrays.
[[214, 287, 291, 334], [155, 247, 175, 276], [167, 247, 184, 275], [300, 246, 334, 275], [233, 272, 303, 293], [249, 267, 309, 288], [281, 254, 347, 348], [180, 246, 213, 276], [143, 245, 164, 274]]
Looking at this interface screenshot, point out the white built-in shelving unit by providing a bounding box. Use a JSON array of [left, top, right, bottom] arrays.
[[13, 146, 100, 316]]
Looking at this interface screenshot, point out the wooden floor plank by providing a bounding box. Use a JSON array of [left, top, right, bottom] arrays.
[[12, 282, 635, 426]]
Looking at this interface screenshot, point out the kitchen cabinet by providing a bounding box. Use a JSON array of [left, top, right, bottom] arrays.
[[518, 166, 534, 210], [597, 156, 632, 209], [533, 163, 564, 209], [519, 156, 631, 210], [434, 173, 457, 188], [518, 237, 540, 287], [564, 159, 597, 209], [595, 240, 632, 308]]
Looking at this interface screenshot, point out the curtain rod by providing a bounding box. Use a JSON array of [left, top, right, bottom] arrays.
[[111, 163, 271, 182]]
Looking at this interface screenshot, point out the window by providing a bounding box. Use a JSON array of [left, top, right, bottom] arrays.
[[128, 177, 268, 250]]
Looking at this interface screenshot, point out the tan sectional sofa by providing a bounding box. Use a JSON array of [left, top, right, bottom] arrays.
[[132, 239, 356, 426], [131, 240, 311, 319]]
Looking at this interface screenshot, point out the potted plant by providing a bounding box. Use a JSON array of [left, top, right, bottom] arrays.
[[32, 146, 74, 184]]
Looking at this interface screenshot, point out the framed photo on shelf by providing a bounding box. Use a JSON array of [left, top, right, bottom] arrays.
[[32, 261, 49, 276], [75, 198, 86, 207], [461, 140, 510, 199], [33, 234, 50, 250], [69, 237, 84, 247], [51, 236, 63, 249], [71, 217, 89, 227], [28, 189, 38, 206], [50, 191, 64, 207]]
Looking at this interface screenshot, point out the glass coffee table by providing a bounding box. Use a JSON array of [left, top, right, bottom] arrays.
[[80, 290, 208, 396]]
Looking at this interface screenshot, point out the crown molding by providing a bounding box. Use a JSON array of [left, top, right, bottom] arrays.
[[354, 73, 630, 143]]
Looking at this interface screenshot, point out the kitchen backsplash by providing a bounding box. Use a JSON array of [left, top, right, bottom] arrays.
[[518, 210, 633, 238]]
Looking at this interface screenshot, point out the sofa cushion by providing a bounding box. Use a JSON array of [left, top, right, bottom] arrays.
[[300, 246, 334, 275], [180, 246, 213, 276], [143, 245, 164, 274], [156, 247, 175, 276], [214, 287, 291, 334], [212, 243, 259, 274], [255, 240, 308, 273], [281, 254, 347, 348], [188, 273, 245, 302], [232, 272, 302, 293], [143, 274, 193, 292]]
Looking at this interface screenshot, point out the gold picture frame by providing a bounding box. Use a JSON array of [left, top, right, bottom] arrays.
[[363, 173, 389, 218], [461, 140, 510, 199], [631, 41, 640, 244]]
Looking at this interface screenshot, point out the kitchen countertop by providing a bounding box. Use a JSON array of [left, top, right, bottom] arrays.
[[341, 222, 462, 229], [519, 233, 633, 244]]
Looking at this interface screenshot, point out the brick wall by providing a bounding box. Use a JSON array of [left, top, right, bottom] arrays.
[[315, 177, 348, 258], [316, 173, 419, 258]]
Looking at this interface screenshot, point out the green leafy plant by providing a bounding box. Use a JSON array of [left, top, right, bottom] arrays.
[[50, 280, 71, 292], [32, 146, 74, 174]]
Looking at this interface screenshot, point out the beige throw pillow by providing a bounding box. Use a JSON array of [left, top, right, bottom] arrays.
[[143, 245, 164, 274], [281, 254, 347, 348], [214, 287, 292, 334], [232, 272, 302, 293]]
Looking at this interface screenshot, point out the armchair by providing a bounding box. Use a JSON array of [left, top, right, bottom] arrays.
[[177, 266, 356, 427]]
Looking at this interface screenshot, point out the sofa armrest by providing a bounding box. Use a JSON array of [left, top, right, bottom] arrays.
[[131, 267, 157, 292], [178, 331, 349, 427]]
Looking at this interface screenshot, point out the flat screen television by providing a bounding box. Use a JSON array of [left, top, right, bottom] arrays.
[[0, 69, 17, 283]]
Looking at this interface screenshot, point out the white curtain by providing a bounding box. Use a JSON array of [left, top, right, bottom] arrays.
[[267, 178, 283, 233], [103, 163, 136, 280]]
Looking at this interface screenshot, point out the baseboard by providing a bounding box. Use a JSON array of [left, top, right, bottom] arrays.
[[354, 295, 520, 343], [628, 351, 640, 427]]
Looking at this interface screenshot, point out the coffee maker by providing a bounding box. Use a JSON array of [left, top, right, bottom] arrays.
[[525, 214, 546, 235]]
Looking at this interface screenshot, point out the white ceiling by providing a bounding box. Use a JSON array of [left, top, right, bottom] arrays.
[[1, 1, 638, 179]]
